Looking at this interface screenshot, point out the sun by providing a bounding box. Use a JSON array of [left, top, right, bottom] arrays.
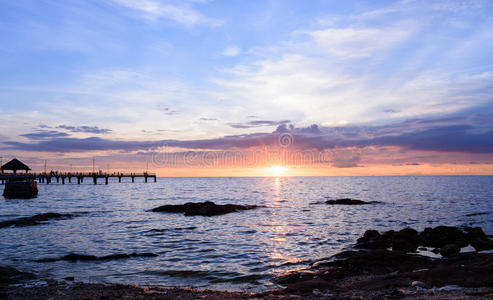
[[267, 165, 289, 176]]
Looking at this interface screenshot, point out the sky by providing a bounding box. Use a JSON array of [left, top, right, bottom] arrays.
[[1, 0, 493, 176]]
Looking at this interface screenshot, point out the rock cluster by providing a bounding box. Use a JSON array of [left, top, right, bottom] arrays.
[[276, 249, 493, 297], [151, 201, 260, 216], [355, 226, 493, 256]]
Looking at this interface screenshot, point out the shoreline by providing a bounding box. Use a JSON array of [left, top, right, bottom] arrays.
[[3, 225, 493, 299]]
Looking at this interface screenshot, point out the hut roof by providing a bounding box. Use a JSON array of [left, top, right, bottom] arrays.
[[1, 158, 31, 171]]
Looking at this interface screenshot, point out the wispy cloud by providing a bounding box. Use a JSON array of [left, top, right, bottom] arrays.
[[214, 1, 493, 126], [228, 120, 291, 129], [108, 0, 223, 27], [20, 130, 70, 140], [222, 45, 241, 57], [57, 125, 112, 134]]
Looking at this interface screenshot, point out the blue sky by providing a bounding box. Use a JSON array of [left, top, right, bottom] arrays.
[[1, 0, 493, 174]]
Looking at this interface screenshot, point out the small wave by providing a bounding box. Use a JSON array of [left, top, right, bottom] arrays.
[[143, 269, 265, 283], [145, 226, 197, 233]]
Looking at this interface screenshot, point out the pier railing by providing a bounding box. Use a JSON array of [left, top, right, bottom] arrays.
[[0, 171, 157, 185]]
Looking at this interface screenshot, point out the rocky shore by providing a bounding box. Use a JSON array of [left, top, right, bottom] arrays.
[[2, 225, 493, 299]]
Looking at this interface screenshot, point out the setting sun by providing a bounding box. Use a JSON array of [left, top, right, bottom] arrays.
[[267, 165, 289, 176]]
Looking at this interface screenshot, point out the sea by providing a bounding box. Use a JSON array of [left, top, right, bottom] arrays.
[[1, 176, 492, 291]]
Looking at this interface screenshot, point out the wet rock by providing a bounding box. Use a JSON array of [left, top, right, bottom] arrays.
[[2, 181, 38, 199], [284, 278, 339, 294], [0, 266, 35, 286], [313, 250, 434, 278], [355, 230, 391, 249], [277, 246, 493, 297], [151, 201, 260, 216], [0, 213, 76, 228], [440, 243, 461, 257], [419, 226, 466, 248], [36, 252, 158, 262], [470, 238, 493, 251], [324, 198, 374, 205], [463, 227, 493, 251], [392, 228, 419, 252]]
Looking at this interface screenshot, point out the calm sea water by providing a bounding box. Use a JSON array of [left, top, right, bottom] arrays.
[[1, 176, 492, 291]]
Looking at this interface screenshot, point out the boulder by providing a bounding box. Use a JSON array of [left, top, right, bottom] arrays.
[[392, 228, 419, 252], [355, 230, 391, 249], [419, 226, 466, 248], [439, 244, 461, 257], [462, 227, 493, 251], [2, 181, 38, 199], [324, 198, 373, 205], [151, 201, 260, 216]]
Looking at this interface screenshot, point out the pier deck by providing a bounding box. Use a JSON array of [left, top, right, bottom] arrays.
[[0, 172, 157, 185]]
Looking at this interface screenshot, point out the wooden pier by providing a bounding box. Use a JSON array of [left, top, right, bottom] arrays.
[[0, 172, 157, 185]]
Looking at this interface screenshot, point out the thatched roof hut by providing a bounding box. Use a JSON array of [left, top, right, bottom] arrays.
[[1, 158, 31, 174]]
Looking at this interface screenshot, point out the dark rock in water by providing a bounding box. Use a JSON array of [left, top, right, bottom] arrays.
[[392, 228, 419, 252], [440, 243, 461, 257], [151, 201, 260, 216], [464, 226, 488, 241], [354, 226, 493, 254], [465, 212, 490, 217], [295, 250, 434, 279], [0, 213, 75, 228], [355, 228, 421, 252], [2, 181, 38, 199], [0, 265, 35, 297], [419, 226, 466, 248], [355, 230, 391, 249], [463, 227, 493, 250], [363, 229, 380, 240], [0, 266, 35, 286], [275, 245, 493, 297], [36, 252, 158, 262], [324, 198, 374, 205], [470, 238, 493, 251]]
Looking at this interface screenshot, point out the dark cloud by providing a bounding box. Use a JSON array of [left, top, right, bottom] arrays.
[[4, 114, 493, 154], [160, 107, 178, 115], [21, 130, 70, 140], [228, 120, 291, 129], [57, 125, 112, 134]]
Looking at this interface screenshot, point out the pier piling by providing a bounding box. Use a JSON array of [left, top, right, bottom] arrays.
[[2, 171, 156, 186]]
